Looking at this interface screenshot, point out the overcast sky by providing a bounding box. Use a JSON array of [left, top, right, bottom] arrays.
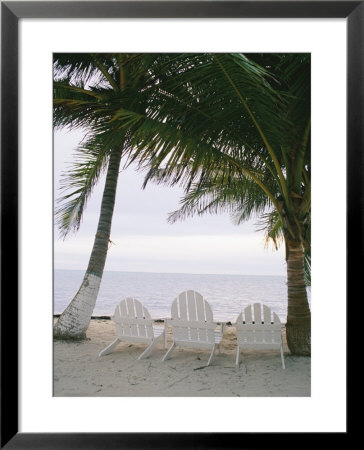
[[54, 128, 286, 276]]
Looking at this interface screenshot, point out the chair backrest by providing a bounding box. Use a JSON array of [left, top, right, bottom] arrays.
[[113, 298, 154, 340], [170, 290, 215, 344], [235, 303, 282, 347]]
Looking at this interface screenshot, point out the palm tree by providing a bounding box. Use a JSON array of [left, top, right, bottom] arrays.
[[54, 53, 311, 355], [53, 53, 159, 339], [163, 171, 311, 286], [121, 53, 311, 355], [54, 53, 276, 339]]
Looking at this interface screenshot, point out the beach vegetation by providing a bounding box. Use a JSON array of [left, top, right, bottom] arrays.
[[53, 54, 159, 339], [53, 53, 311, 355], [125, 53, 311, 355]]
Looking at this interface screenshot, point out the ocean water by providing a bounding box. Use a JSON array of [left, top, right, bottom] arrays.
[[54, 269, 311, 324]]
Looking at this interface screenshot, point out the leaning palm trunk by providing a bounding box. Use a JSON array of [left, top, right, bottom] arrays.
[[54, 147, 122, 339], [285, 237, 311, 355]]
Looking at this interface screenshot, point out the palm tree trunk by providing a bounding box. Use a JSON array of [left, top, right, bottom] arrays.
[[285, 237, 311, 355], [54, 147, 122, 339]]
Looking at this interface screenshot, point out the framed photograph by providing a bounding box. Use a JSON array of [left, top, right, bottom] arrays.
[[2, 1, 357, 447]]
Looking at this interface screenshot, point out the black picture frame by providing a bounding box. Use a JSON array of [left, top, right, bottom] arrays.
[[1, 1, 356, 448]]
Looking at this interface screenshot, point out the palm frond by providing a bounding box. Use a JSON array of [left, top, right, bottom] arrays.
[[167, 171, 273, 225], [55, 130, 128, 237], [253, 211, 284, 251]]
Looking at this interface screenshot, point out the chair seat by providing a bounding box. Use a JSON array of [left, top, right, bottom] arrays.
[[162, 290, 222, 366], [234, 303, 285, 369], [99, 298, 165, 359]]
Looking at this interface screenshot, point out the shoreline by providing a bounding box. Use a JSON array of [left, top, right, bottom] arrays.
[[53, 314, 286, 326], [53, 314, 234, 325]]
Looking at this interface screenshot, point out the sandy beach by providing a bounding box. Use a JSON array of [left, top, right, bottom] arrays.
[[53, 318, 310, 397]]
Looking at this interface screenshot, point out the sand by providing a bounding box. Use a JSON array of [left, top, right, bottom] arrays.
[[53, 318, 310, 397]]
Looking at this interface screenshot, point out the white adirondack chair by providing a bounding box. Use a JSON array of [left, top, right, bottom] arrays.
[[162, 290, 223, 366], [99, 298, 165, 360], [234, 303, 285, 369]]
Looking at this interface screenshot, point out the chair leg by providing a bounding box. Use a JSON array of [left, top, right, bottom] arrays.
[[138, 340, 157, 360], [207, 344, 216, 366], [163, 323, 168, 349], [162, 342, 176, 361], [138, 330, 166, 360], [99, 338, 120, 357], [235, 345, 240, 367], [280, 344, 286, 369]]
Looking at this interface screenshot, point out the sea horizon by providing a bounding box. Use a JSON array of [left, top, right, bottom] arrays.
[[54, 269, 310, 323], [54, 267, 286, 277]]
